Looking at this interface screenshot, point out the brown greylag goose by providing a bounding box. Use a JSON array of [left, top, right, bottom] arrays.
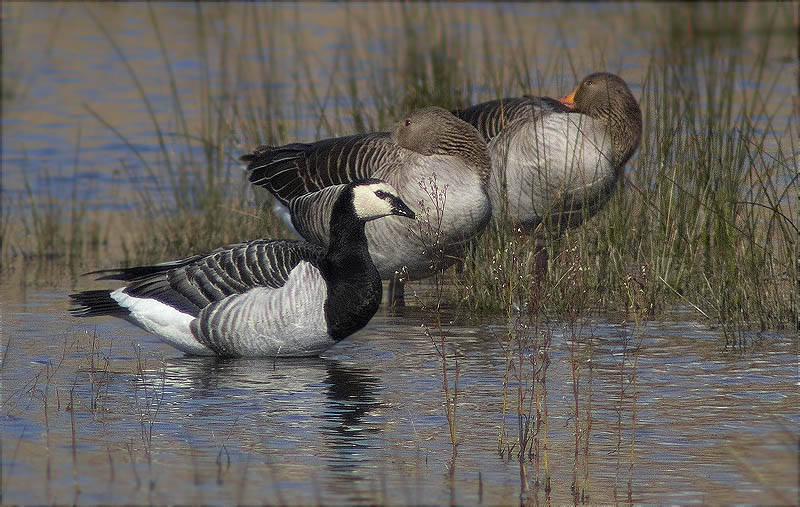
[[455, 72, 642, 234]]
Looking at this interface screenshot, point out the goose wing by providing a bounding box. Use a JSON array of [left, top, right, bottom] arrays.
[[242, 133, 397, 205], [454, 96, 570, 142], [77, 240, 324, 317], [489, 111, 614, 225], [287, 184, 348, 248]]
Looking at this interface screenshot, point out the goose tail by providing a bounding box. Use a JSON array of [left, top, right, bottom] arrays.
[[69, 290, 129, 318]]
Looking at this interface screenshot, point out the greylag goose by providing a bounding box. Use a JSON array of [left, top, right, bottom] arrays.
[[241, 106, 492, 302], [70, 180, 415, 357], [454, 72, 642, 234]]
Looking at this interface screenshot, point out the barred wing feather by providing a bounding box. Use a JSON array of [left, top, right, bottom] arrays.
[[454, 96, 570, 142], [288, 184, 349, 249], [88, 240, 323, 317], [243, 133, 397, 204]]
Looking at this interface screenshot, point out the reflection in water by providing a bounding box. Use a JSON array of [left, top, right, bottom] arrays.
[[318, 363, 382, 501], [160, 356, 384, 502]]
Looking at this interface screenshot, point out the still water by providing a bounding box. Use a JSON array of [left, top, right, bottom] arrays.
[[2, 2, 798, 504]]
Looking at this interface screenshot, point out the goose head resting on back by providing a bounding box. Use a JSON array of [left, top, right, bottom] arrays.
[[462, 71, 642, 234], [391, 106, 492, 187], [375, 106, 493, 275], [558, 72, 642, 171]]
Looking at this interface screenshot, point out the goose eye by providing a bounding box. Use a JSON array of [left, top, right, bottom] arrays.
[[404, 119, 412, 127], [374, 190, 388, 199]]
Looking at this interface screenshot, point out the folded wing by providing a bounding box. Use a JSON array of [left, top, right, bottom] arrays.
[[77, 240, 324, 317], [454, 96, 570, 142], [288, 184, 350, 249], [242, 133, 397, 204]]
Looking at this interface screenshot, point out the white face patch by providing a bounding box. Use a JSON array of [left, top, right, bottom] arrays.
[[352, 182, 400, 220]]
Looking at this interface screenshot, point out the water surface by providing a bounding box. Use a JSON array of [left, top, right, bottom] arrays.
[[2, 286, 797, 504], [2, 2, 797, 504]]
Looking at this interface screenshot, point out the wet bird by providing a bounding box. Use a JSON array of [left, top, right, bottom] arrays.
[[454, 72, 642, 234], [70, 180, 415, 357], [240, 106, 492, 304]]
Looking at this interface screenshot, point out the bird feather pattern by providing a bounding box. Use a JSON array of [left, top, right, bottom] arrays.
[[454, 96, 571, 142], [244, 134, 398, 204], [83, 240, 323, 317]]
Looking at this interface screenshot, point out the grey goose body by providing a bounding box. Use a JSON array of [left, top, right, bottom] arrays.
[[241, 106, 492, 282], [70, 180, 415, 358], [453, 72, 642, 234]]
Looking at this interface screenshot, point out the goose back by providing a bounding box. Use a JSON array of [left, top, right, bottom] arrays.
[[243, 133, 398, 205], [78, 239, 322, 318], [454, 96, 571, 142], [190, 261, 333, 356]]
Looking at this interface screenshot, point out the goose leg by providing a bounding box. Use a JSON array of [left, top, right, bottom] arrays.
[[533, 242, 549, 283], [387, 274, 406, 307]]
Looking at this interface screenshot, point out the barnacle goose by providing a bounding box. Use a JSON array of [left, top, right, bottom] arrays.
[[454, 72, 642, 234], [240, 106, 493, 302], [70, 179, 414, 357]]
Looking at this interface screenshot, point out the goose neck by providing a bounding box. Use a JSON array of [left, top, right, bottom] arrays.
[[596, 106, 642, 169], [327, 214, 369, 263]]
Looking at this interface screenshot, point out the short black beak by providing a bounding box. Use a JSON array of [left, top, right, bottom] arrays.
[[391, 197, 415, 219]]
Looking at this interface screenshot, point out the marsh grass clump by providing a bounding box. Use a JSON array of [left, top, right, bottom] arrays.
[[598, 15, 797, 330], [452, 3, 796, 330]]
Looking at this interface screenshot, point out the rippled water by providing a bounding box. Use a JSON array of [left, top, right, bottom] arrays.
[[2, 287, 798, 504], [2, 2, 798, 504]]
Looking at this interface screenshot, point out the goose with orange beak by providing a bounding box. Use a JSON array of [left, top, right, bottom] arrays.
[[455, 72, 642, 234]]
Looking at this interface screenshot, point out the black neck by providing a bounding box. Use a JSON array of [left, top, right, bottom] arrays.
[[321, 196, 383, 341], [327, 201, 370, 263]]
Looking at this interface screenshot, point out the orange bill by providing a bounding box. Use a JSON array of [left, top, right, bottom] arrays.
[[559, 87, 578, 109]]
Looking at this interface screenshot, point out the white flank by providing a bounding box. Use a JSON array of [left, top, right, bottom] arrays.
[[111, 288, 214, 355], [488, 113, 613, 228]]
